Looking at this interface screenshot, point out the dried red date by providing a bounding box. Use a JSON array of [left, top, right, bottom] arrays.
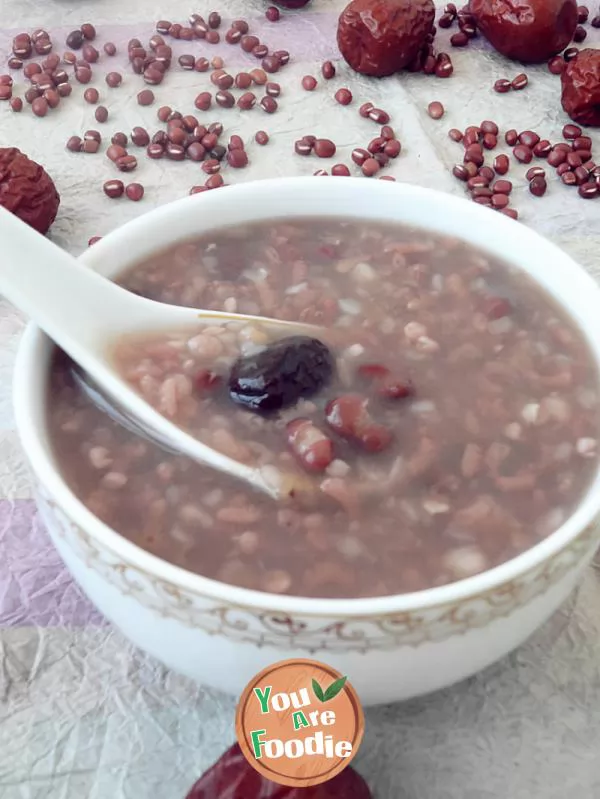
[[228, 336, 334, 413], [325, 394, 392, 452], [337, 0, 435, 77], [286, 418, 334, 472], [0, 146, 60, 234], [185, 743, 372, 798], [561, 49, 600, 126], [470, 0, 578, 63]]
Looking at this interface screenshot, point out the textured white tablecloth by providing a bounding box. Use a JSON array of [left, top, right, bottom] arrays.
[[1, 2, 600, 797]]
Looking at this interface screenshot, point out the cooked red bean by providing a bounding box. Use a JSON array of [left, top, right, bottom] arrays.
[[325, 395, 392, 453], [286, 419, 334, 472]]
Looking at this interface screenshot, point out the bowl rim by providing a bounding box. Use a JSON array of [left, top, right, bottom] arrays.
[[14, 176, 600, 618]]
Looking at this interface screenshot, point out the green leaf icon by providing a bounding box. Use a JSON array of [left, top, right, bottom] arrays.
[[312, 676, 348, 703], [312, 678, 325, 702], [323, 676, 348, 702]]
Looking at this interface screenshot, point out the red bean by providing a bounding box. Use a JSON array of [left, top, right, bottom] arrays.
[[335, 88, 352, 105], [563, 124, 582, 139], [286, 419, 334, 473], [237, 92, 256, 110], [533, 140, 552, 158], [265, 82, 281, 97], [84, 87, 99, 104], [494, 79, 511, 93], [137, 89, 154, 106], [301, 75, 317, 91], [325, 395, 392, 452], [359, 102, 373, 118], [10, 96, 22, 112], [368, 108, 390, 124], [104, 42, 117, 56], [322, 61, 335, 79], [529, 176, 547, 196], [255, 130, 269, 145], [362, 158, 380, 177], [266, 6, 280, 21], [493, 179, 512, 194], [194, 92, 212, 110], [260, 96, 278, 113], [505, 129, 518, 146], [332, 164, 351, 176], [32, 96, 48, 116], [513, 144, 533, 164], [493, 154, 509, 174], [511, 73, 528, 90], [519, 131, 540, 148], [103, 179, 124, 198], [357, 364, 413, 399], [125, 183, 144, 201], [105, 71, 122, 87], [547, 55, 565, 75], [427, 101, 444, 119], [314, 138, 336, 158], [579, 182, 599, 198]]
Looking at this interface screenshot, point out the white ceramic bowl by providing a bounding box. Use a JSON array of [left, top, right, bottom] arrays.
[[13, 178, 600, 706]]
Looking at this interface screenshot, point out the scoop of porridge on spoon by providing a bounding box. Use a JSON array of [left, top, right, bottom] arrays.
[[0, 206, 332, 500]]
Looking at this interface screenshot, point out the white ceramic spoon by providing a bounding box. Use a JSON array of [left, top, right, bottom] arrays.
[[0, 207, 320, 500]]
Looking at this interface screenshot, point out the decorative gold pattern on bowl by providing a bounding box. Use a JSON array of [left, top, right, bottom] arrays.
[[36, 484, 600, 654]]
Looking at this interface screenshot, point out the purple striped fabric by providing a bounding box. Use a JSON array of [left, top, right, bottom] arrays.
[[0, 500, 104, 627]]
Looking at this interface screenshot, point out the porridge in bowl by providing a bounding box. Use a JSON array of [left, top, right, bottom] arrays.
[[47, 217, 600, 599]]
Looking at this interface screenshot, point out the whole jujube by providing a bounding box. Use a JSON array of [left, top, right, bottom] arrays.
[[0, 147, 60, 234], [185, 743, 372, 798], [337, 0, 435, 77], [228, 336, 334, 413], [469, 0, 578, 63], [561, 49, 600, 127]]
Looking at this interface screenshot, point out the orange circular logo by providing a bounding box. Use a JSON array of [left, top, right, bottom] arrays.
[[235, 658, 364, 788]]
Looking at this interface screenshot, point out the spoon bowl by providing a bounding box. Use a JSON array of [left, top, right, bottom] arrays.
[[0, 207, 319, 499]]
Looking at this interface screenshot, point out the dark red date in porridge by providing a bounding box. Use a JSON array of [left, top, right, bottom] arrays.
[[48, 218, 600, 598]]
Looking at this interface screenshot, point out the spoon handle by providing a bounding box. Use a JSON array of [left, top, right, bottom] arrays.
[[0, 207, 134, 349]]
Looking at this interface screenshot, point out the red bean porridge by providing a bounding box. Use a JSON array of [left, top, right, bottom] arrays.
[[48, 218, 600, 598]]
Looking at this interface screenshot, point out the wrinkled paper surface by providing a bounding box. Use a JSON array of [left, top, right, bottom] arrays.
[[1, 1, 600, 796]]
